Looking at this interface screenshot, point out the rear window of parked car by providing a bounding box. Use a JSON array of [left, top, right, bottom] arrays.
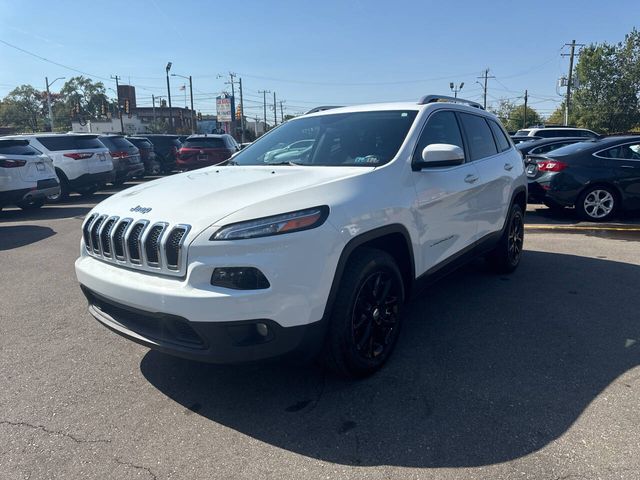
[[459, 113, 498, 160], [99, 136, 135, 150], [0, 140, 42, 156], [36, 135, 105, 151], [183, 137, 226, 148], [128, 139, 153, 149]]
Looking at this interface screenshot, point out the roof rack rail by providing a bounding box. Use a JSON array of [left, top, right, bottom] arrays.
[[304, 106, 344, 115], [417, 95, 484, 110]]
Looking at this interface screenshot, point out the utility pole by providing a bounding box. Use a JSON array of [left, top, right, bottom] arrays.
[[561, 40, 584, 126], [523, 90, 528, 129], [226, 72, 237, 139], [45, 76, 64, 131], [165, 62, 173, 133], [279, 100, 285, 123], [152, 94, 156, 123], [476, 69, 495, 109], [259, 90, 270, 133], [172, 73, 195, 134], [111, 75, 125, 133], [273, 92, 277, 126], [238, 77, 245, 143]]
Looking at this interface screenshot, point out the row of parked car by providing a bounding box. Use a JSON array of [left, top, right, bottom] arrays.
[[0, 132, 242, 211], [511, 127, 640, 221]]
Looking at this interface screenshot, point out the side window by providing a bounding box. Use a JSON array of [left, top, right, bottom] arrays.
[[488, 120, 511, 152], [600, 144, 640, 160], [458, 113, 498, 161], [413, 111, 464, 163]]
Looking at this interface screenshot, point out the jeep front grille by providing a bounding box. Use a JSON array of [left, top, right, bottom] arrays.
[[82, 214, 191, 277]]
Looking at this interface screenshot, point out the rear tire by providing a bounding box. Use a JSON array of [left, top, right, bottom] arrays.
[[17, 198, 45, 210], [322, 248, 405, 378], [486, 203, 524, 274], [112, 179, 126, 187], [576, 185, 617, 222], [75, 185, 98, 197]]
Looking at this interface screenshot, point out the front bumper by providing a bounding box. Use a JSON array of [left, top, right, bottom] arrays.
[[81, 285, 326, 363]]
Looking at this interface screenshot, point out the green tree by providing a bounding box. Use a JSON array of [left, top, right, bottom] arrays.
[[0, 85, 47, 132], [56, 76, 109, 129], [491, 99, 542, 132], [572, 29, 640, 133]]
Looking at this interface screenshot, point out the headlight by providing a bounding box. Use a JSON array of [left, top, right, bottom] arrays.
[[210, 206, 329, 240]]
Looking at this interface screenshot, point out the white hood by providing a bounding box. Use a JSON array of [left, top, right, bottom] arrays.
[[90, 165, 371, 233]]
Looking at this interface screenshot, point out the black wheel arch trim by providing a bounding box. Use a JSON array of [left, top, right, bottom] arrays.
[[322, 224, 415, 322]]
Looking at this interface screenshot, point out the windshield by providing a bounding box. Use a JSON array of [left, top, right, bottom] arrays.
[[232, 110, 418, 166]]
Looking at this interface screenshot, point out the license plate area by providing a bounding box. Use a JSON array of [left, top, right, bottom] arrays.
[[526, 164, 538, 177], [198, 155, 208, 161]]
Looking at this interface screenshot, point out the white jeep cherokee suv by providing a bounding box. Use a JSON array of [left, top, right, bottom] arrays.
[[75, 96, 526, 377]]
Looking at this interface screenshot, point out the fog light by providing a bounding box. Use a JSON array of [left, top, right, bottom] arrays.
[[211, 267, 270, 290], [256, 322, 269, 337]]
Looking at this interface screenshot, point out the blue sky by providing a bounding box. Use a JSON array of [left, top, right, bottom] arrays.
[[1, 0, 638, 119]]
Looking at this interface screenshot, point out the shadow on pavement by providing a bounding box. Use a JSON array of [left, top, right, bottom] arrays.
[[526, 204, 640, 226], [0, 206, 92, 222], [0, 225, 56, 250], [140, 251, 640, 467]]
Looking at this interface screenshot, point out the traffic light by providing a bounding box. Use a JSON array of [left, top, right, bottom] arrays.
[[124, 99, 130, 115], [197, 111, 202, 121], [236, 105, 242, 120]]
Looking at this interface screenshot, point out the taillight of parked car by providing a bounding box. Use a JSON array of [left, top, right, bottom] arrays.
[[63, 152, 94, 160], [537, 160, 568, 172], [0, 159, 27, 168], [110, 151, 129, 159]]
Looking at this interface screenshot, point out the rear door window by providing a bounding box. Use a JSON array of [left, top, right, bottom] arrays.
[[0, 140, 41, 156], [458, 113, 498, 161]]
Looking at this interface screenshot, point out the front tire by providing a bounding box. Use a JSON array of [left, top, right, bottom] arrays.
[[75, 185, 98, 197], [486, 203, 524, 273], [323, 248, 405, 378], [46, 178, 69, 203], [576, 185, 617, 222]]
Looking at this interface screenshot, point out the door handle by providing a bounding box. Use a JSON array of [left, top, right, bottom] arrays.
[[504, 163, 513, 171], [464, 174, 479, 184]]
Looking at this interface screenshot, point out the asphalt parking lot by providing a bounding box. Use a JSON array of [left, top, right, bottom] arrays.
[[1, 181, 639, 480]]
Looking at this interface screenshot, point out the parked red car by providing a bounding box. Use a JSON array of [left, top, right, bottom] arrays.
[[176, 134, 239, 171]]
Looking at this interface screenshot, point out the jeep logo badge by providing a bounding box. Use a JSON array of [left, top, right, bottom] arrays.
[[130, 205, 152, 214]]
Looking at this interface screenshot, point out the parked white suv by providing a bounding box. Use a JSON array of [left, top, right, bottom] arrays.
[[0, 138, 60, 211], [76, 96, 527, 377], [514, 126, 598, 139], [4, 133, 114, 202]]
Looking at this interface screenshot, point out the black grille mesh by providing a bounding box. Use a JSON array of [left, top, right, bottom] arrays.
[[127, 223, 145, 261], [100, 219, 116, 256], [166, 227, 187, 268], [112, 221, 129, 258], [91, 217, 105, 253], [144, 225, 164, 264]]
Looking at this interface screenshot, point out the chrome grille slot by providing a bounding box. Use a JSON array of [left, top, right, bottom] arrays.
[[83, 214, 97, 251], [91, 216, 106, 254], [165, 226, 189, 270], [144, 224, 167, 267], [99, 218, 117, 258], [112, 219, 131, 260], [127, 222, 147, 264], [84, 213, 190, 276]]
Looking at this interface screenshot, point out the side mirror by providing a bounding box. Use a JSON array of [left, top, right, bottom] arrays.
[[414, 143, 465, 170]]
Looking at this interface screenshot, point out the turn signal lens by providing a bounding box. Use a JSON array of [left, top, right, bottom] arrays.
[[63, 152, 94, 160]]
